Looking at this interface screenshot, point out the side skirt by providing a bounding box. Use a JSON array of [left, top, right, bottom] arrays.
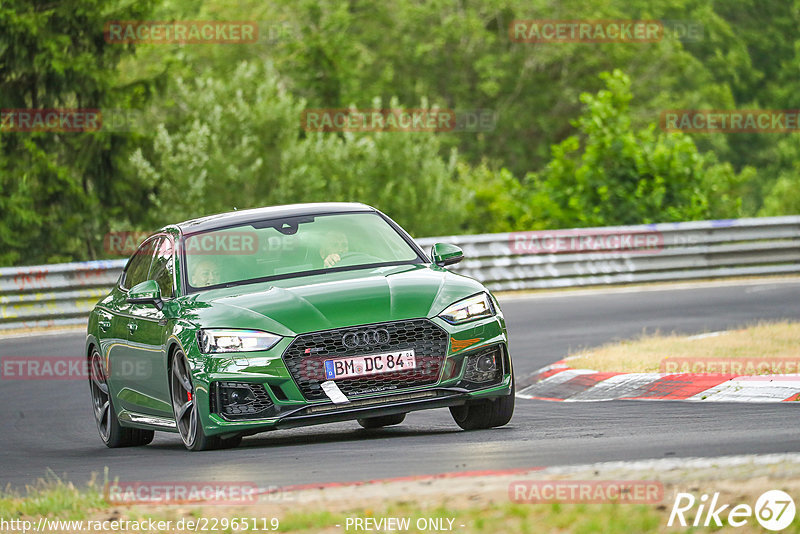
[[118, 410, 178, 433]]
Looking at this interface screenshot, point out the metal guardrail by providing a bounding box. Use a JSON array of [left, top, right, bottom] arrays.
[[0, 260, 126, 330], [2, 216, 799, 330]]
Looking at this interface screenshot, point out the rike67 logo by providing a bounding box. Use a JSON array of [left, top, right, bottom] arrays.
[[669, 490, 796, 531]]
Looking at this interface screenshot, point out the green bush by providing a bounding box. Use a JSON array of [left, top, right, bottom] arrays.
[[129, 62, 469, 237], [527, 70, 746, 228]]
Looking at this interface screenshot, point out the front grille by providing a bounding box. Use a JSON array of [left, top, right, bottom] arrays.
[[283, 319, 449, 401]]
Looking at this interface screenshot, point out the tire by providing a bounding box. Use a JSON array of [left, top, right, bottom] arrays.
[[170, 349, 238, 451], [357, 413, 406, 429], [450, 380, 515, 430], [89, 348, 154, 448]]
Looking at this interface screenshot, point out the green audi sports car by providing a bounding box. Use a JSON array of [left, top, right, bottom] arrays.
[[87, 203, 514, 450]]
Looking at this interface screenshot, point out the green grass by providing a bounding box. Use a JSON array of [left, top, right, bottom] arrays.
[[9, 473, 800, 533], [0, 482, 667, 533], [0, 471, 106, 520]]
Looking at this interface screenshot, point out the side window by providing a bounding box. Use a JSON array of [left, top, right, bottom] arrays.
[[122, 238, 158, 290], [149, 237, 175, 298]]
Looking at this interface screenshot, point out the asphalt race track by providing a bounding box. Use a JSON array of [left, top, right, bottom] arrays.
[[2, 279, 799, 490]]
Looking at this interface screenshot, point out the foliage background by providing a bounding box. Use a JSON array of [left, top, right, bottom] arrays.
[[0, 0, 797, 265]]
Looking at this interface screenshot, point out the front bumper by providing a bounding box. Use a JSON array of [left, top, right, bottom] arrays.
[[210, 378, 512, 437], [185, 315, 512, 437], [230, 379, 511, 437]]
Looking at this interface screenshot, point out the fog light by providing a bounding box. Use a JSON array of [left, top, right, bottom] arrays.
[[214, 381, 274, 420], [476, 353, 496, 372], [229, 389, 252, 405], [463, 347, 503, 384]]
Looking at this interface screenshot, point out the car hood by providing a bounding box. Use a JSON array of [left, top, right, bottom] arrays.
[[178, 264, 485, 336]]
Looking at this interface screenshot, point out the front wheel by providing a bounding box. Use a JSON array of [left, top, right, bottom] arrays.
[[89, 348, 154, 448], [171, 349, 238, 451], [450, 381, 515, 430]]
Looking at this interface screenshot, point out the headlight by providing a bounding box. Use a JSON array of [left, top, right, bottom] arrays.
[[438, 293, 495, 325], [198, 329, 282, 354]]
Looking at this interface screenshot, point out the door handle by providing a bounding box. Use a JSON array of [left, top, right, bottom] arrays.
[[127, 322, 138, 334], [98, 320, 111, 332]]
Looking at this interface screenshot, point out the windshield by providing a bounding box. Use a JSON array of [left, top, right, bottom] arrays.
[[182, 212, 422, 291]]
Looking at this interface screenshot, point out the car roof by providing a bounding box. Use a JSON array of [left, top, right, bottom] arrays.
[[175, 202, 377, 234]]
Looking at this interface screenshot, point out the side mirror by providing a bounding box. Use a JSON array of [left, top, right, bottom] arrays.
[[431, 243, 463, 267], [127, 280, 164, 311]]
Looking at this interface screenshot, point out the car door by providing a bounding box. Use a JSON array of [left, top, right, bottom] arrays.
[[122, 235, 176, 418], [106, 236, 160, 415], [95, 300, 127, 385]]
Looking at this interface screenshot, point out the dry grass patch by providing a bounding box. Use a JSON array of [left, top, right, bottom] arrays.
[[566, 321, 800, 374]]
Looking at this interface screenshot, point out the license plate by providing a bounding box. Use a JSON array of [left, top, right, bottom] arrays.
[[324, 349, 416, 380]]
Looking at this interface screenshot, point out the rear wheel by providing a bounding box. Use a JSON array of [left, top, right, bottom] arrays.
[[89, 348, 154, 447], [171, 349, 239, 451], [450, 380, 515, 430], [357, 413, 406, 429]]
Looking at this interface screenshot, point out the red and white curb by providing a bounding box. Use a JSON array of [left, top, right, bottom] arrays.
[[517, 361, 800, 402]]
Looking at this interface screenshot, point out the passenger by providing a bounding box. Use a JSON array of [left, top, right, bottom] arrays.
[[320, 231, 349, 268], [190, 259, 221, 287]]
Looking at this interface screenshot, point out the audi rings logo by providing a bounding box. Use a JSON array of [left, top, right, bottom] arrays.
[[342, 329, 390, 348]]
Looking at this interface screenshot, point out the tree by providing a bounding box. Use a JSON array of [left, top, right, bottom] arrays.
[[528, 69, 746, 227], [0, 0, 155, 265], [129, 61, 469, 237]]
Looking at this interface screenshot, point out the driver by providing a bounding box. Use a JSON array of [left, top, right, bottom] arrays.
[[320, 230, 349, 268]]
